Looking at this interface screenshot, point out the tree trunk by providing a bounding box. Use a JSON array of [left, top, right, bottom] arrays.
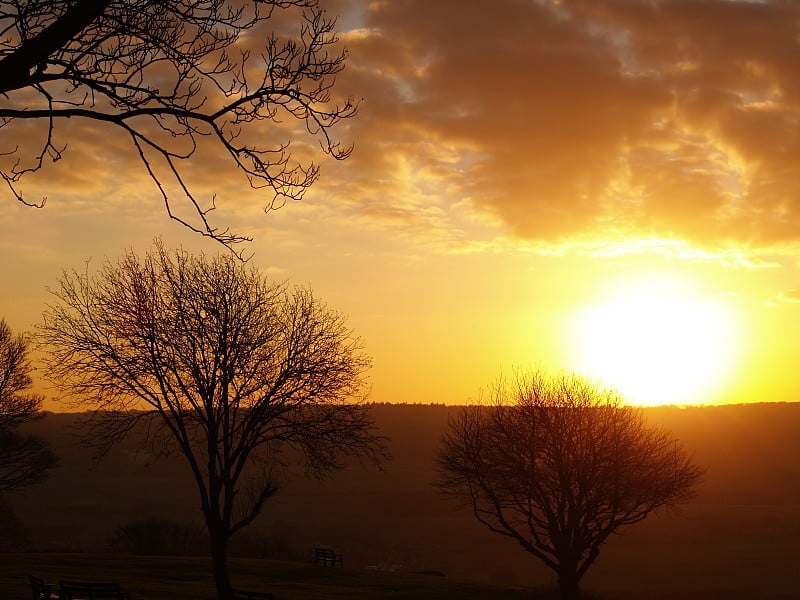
[[208, 521, 233, 600], [557, 566, 581, 600]]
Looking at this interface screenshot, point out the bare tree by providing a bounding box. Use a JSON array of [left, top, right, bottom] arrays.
[[0, 318, 57, 494], [0, 0, 357, 253], [39, 242, 387, 600], [434, 371, 703, 600]]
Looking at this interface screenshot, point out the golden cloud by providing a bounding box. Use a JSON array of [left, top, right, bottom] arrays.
[[5, 0, 799, 255], [324, 0, 800, 251]]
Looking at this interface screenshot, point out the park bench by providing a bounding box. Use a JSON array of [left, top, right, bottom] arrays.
[[29, 575, 59, 599], [231, 589, 275, 600], [313, 546, 343, 567], [59, 580, 132, 600]]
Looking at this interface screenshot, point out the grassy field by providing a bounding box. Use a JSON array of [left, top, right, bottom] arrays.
[[6, 405, 800, 599], [0, 553, 542, 600], [4, 552, 797, 600]]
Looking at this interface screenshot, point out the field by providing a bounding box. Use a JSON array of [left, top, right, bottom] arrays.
[[6, 403, 800, 599], [0, 553, 539, 600], [2, 551, 796, 600]]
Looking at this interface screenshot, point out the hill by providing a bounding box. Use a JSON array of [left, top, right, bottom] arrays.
[[8, 402, 800, 598]]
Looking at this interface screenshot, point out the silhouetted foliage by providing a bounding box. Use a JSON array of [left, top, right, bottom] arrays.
[[39, 241, 388, 600], [0, 495, 27, 551], [229, 527, 302, 561], [0, 0, 357, 253], [0, 318, 57, 493], [109, 517, 206, 556], [110, 516, 301, 560], [434, 371, 703, 600]]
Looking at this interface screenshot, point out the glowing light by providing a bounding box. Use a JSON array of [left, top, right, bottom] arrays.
[[568, 275, 739, 406]]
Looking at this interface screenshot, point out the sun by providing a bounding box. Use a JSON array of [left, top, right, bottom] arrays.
[[567, 275, 739, 406]]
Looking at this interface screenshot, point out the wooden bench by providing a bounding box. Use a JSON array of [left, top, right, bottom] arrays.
[[29, 575, 59, 600], [313, 546, 343, 567], [59, 580, 132, 600], [231, 589, 274, 600]]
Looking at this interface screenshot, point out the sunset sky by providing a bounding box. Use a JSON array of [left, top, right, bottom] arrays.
[[3, 0, 800, 408]]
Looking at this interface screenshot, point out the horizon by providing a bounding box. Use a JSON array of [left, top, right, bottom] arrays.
[[37, 399, 800, 416]]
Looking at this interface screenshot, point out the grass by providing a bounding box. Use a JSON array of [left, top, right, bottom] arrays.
[[0, 552, 542, 599], [5, 552, 795, 599]]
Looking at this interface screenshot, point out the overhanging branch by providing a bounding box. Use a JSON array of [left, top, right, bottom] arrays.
[[0, 0, 113, 95]]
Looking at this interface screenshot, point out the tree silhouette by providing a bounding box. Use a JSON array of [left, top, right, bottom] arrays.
[[0, 0, 357, 253], [39, 242, 387, 600], [434, 371, 703, 600], [0, 318, 57, 494]]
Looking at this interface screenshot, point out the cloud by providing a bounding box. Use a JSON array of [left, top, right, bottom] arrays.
[[777, 290, 800, 304], [325, 0, 800, 252], [5, 0, 800, 257]]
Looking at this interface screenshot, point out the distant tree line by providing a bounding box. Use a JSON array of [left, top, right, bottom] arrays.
[[109, 516, 302, 561]]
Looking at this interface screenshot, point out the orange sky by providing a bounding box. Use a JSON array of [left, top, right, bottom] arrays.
[[3, 0, 800, 407]]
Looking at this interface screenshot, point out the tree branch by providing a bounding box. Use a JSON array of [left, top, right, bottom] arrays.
[[0, 0, 113, 95]]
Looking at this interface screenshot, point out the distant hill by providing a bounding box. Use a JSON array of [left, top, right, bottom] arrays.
[[9, 403, 800, 597]]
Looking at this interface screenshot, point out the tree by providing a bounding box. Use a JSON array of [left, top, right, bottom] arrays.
[[39, 242, 387, 599], [0, 495, 29, 550], [0, 0, 357, 253], [0, 318, 57, 494], [434, 371, 703, 600]]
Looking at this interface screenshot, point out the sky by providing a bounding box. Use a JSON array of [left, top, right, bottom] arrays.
[[3, 0, 800, 408]]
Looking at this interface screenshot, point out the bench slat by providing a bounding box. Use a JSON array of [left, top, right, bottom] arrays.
[[59, 580, 131, 600], [231, 589, 274, 600]]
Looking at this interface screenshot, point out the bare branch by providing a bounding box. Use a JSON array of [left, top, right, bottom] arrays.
[[0, 318, 58, 493], [38, 241, 388, 599], [434, 370, 704, 600], [1, 0, 357, 252]]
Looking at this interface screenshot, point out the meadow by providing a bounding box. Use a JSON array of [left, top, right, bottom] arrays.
[[0, 553, 539, 600], [6, 403, 800, 599]]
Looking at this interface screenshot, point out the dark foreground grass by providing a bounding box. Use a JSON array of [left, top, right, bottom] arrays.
[[0, 553, 542, 600], [5, 553, 790, 600]]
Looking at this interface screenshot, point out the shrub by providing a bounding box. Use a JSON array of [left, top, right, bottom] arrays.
[[0, 496, 28, 551], [109, 517, 206, 556]]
